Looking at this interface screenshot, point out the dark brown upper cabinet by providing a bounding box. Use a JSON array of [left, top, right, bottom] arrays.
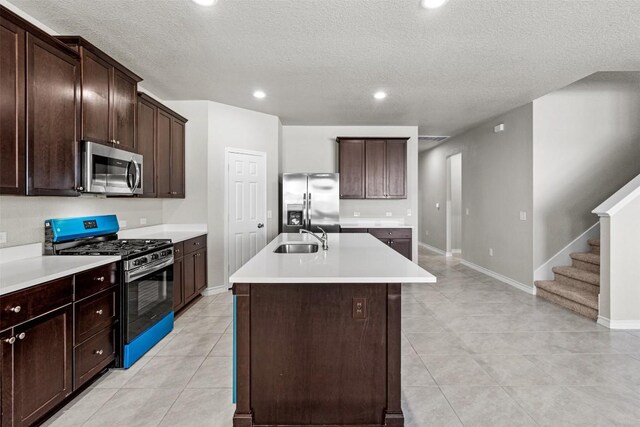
[[337, 137, 408, 200], [1, 7, 82, 196], [56, 36, 142, 152], [337, 139, 365, 198], [0, 14, 25, 195], [137, 92, 187, 199]]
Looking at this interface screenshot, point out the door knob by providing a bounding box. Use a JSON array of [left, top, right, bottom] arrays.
[[257, 223, 264, 228]]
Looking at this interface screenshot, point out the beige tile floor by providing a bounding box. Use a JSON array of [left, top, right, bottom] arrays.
[[45, 246, 640, 426]]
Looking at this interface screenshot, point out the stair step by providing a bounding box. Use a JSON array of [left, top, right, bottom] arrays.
[[552, 266, 599, 286], [536, 285, 598, 320], [587, 239, 600, 247], [535, 280, 598, 310], [570, 252, 600, 265]]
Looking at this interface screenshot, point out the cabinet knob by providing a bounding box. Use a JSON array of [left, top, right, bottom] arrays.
[[95, 349, 104, 355], [75, 186, 84, 191], [390, 240, 394, 245], [95, 276, 105, 282], [17, 332, 26, 340], [3, 337, 16, 345], [96, 309, 104, 315], [116, 141, 120, 145], [8, 305, 21, 313]]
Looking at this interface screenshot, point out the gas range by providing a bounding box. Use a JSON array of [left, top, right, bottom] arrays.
[[44, 214, 175, 369]]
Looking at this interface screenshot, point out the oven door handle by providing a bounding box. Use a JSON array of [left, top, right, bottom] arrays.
[[125, 257, 174, 282]]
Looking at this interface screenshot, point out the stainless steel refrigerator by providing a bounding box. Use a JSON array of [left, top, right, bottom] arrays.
[[281, 173, 340, 233]]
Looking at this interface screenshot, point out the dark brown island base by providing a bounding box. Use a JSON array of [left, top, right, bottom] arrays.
[[229, 233, 436, 427]]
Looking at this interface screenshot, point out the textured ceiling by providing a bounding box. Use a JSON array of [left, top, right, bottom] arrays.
[[7, 0, 640, 136]]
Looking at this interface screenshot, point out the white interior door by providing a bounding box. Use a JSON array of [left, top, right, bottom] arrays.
[[228, 151, 267, 278]]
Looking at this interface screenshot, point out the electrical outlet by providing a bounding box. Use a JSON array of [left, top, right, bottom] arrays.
[[119, 220, 127, 228], [494, 123, 505, 133], [353, 297, 367, 319], [0, 231, 7, 244], [385, 212, 392, 217], [267, 210, 272, 219], [436, 203, 440, 210], [353, 211, 360, 217], [519, 211, 527, 221], [407, 209, 412, 217], [140, 218, 147, 225], [489, 248, 494, 256], [466, 208, 470, 215]]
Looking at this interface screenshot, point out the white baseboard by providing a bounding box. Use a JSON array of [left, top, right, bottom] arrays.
[[201, 285, 227, 297], [597, 316, 640, 330], [534, 222, 600, 281], [451, 249, 462, 254], [460, 259, 536, 295], [418, 242, 447, 256]]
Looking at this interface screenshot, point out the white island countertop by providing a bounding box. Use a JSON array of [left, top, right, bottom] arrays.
[[229, 233, 436, 284], [118, 224, 207, 243]]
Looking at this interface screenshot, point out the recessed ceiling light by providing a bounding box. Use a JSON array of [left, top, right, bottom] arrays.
[[374, 91, 387, 100], [253, 90, 266, 99], [191, 0, 218, 6], [420, 0, 449, 9]]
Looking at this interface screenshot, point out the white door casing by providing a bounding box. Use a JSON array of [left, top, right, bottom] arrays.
[[226, 149, 267, 284]]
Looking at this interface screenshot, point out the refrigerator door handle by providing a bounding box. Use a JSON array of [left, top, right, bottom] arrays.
[[303, 193, 308, 228], [307, 192, 312, 229]]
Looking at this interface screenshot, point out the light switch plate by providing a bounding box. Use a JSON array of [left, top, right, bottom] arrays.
[[0, 232, 7, 244], [267, 210, 272, 219], [466, 208, 470, 215], [489, 248, 494, 256], [519, 211, 527, 221], [385, 212, 392, 217], [407, 209, 412, 217], [353, 212, 360, 217], [140, 218, 147, 225], [494, 123, 505, 133]]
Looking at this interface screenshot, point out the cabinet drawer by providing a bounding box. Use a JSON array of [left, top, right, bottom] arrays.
[[75, 326, 116, 388], [76, 287, 118, 344], [173, 241, 184, 259], [1, 276, 73, 331], [340, 228, 368, 233], [75, 262, 119, 300], [368, 228, 412, 239], [183, 235, 206, 255]]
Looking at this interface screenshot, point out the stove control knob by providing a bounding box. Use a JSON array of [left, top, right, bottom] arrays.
[[151, 254, 159, 260]]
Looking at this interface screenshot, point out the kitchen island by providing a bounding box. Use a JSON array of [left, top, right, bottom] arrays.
[[229, 233, 436, 427]]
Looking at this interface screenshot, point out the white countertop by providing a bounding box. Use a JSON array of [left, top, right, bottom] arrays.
[[339, 219, 414, 229], [0, 254, 120, 296], [229, 233, 436, 284], [118, 224, 207, 243]]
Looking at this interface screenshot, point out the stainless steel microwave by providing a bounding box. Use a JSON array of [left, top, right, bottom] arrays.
[[81, 141, 143, 195]]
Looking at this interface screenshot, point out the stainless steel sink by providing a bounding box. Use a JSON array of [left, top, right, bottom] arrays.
[[273, 243, 319, 254]]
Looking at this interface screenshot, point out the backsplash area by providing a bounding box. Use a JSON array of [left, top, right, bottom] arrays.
[[0, 196, 163, 249]]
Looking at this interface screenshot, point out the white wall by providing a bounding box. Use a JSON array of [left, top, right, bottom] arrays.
[[281, 125, 419, 260], [419, 104, 534, 287], [532, 73, 640, 270]]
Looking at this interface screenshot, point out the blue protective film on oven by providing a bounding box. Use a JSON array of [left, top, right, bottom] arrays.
[[123, 311, 174, 369], [45, 214, 120, 242]]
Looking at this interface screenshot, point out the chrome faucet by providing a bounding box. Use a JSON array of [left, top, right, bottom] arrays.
[[300, 227, 329, 250]]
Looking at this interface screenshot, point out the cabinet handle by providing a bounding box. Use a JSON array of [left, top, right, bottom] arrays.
[[96, 309, 104, 315], [95, 276, 105, 282], [95, 349, 104, 355], [3, 337, 16, 345], [8, 305, 21, 313], [17, 332, 25, 340]]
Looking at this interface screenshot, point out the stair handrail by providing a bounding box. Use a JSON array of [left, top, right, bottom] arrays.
[[592, 173, 640, 217]]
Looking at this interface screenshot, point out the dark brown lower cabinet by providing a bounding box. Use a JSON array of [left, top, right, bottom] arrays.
[[173, 235, 208, 313], [2, 305, 73, 427], [0, 262, 120, 426], [233, 283, 403, 426], [341, 227, 413, 260]]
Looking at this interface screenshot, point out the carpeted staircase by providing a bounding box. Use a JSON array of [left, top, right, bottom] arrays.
[[535, 239, 600, 320]]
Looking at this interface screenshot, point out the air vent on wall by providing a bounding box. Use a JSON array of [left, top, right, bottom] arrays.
[[418, 135, 450, 143]]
